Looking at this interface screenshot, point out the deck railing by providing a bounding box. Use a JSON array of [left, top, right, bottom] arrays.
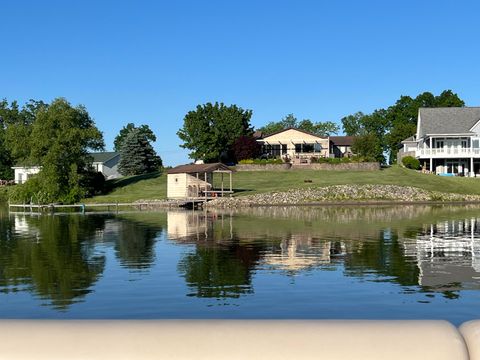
[[419, 148, 480, 157]]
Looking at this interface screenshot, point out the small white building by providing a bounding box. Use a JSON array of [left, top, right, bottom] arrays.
[[12, 166, 41, 184], [12, 152, 122, 184], [167, 163, 233, 200]]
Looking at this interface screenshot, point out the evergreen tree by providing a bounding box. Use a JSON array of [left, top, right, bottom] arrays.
[[118, 128, 162, 176], [113, 123, 156, 152]]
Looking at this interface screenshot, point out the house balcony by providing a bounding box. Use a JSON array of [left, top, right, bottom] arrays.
[[418, 148, 480, 158]]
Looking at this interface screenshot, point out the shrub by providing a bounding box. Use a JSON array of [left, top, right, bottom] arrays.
[[233, 136, 261, 161], [238, 158, 283, 165], [402, 156, 420, 170]]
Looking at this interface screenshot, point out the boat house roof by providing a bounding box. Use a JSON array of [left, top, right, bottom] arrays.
[[167, 163, 233, 175]]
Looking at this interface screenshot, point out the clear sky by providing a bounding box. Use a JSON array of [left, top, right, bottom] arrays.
[[1, 0, 479, 165]]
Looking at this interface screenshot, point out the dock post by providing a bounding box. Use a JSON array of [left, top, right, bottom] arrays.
[[116, 201, 119, 214], [81, 204, 85, 214]]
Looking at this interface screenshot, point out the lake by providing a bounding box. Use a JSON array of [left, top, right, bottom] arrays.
[[1, 205, 480, 324]]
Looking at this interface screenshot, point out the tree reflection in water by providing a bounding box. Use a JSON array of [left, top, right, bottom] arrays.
[[0, 214, 106, 309]]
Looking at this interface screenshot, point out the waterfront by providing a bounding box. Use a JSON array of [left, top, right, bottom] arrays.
[[1, 205, 480, 324]]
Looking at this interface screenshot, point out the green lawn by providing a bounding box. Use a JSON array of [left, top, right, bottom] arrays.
[[85, 171, 166, 203], [85, 166, 480, 203]]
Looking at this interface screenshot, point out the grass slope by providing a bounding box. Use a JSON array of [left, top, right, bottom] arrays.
[[86, 166, 480, 203]]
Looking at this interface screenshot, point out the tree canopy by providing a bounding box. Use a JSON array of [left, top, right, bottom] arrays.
[[118, 128, 162, 176], [114, 123, 156, 152], [9, 98, 105, 203], [177, 102, 253, 162], [341, 90, 465, 163], [0, 99, 47, 179], [258, 114, 339, 137]]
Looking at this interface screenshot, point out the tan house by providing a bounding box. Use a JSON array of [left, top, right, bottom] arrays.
[[256, 128, 330, 163], [256, 128, 355, 163], [167, 163, 233, 200]]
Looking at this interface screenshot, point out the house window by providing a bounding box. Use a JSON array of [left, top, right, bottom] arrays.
[[474, 140, 480, 149], [461, 140, 468, 148], [436, 140, 444, 148], [303, 144, 314, 153], [295, 144, 315, 153], [18, 173, 23, 184], [314, 143, 322, 152], [264, 144, 282, 157]]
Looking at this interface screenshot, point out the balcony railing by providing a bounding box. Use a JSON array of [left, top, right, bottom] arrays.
[[418, 148, 480, 157]]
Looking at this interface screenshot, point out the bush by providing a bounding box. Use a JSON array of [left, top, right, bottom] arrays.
[[238, 158, 283, 165], [402, 156, 420, 170], [233, 136, 261, 161]]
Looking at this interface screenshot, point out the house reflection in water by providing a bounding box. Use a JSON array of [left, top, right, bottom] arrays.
[[403, 218, 480, 292], [262, 235, 345, 274]]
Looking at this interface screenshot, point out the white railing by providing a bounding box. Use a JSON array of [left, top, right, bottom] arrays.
[[418, 148, 480, 157]]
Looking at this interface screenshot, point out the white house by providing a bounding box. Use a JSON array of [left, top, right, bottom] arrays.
[[398, 107, 480, 177], [90, 152, 121, 179], [12, 152, 121, 184], [12, 166, 41, 184]]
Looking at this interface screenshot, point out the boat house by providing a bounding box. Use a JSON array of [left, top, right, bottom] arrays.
[[167, 163, 233, 200]]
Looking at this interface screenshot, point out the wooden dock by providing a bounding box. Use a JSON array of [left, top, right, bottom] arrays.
[[8, 202, 161, 214], [7, 198, 213, 214]]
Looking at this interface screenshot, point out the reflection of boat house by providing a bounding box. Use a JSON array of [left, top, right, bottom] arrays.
[[167, 163, 234, 200], [402, 218, 480, 290]]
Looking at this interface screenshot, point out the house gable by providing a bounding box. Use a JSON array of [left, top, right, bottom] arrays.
[[261, 128, 326, 143], [470, 118, 480, 135]]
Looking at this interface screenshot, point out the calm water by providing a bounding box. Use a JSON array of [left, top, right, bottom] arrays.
[[1, 205, 480, 324]]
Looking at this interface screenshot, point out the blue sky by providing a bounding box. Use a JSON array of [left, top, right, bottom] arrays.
[[1, 0, 479, 165]]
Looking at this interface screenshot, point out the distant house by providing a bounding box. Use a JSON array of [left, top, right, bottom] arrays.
[[12, 166, 41, 185], [90, 152, 121, 179], [12, 151, 121, 184], [167, 163, 233, 200], [398, 107, 480, 176], [255, 128, 355, 164]]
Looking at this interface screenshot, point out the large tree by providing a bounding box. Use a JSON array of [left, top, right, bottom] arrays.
[[0, 99, 47, 179], [341, 90, 465, 163], [177, 102, 253, 162], [113, 123, 156, 152], [10, 98, 104, 204], [118, 128, 162, 176], [258, 114, 339, 136]]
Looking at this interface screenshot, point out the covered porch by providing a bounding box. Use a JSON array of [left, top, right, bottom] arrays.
[[422, 158, 480, 177]]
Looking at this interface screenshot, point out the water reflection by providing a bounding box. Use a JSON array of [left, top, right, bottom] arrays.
[[1, 205, 480, 314], [1, 214, 106, 309], [403, 219, 480, 293]]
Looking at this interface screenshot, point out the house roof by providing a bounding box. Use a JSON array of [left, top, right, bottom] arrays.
[[419, 107, 480, 136], [329, 136, 355, 146], [90, 152, 120, 163], [401, 135, 416, 143], [253, 130, 264, 139], [167, 162, 233, 174], [261, 127, 327, 139]]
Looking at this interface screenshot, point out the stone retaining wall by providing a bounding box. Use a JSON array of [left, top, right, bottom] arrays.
[[235, 162, 380, 171]]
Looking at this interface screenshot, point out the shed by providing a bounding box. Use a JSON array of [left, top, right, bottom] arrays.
[[167, 163, 234, 200]]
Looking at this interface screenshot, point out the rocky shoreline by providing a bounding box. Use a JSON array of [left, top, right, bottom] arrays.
[[205, 184, 480, 208]]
